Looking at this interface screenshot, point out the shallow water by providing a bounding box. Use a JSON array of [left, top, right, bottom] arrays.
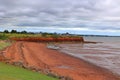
[[58, 36, 120, 75]]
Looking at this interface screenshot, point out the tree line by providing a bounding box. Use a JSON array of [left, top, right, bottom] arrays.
[[2, 30, 71, 36], [3, 30, 27, 34]]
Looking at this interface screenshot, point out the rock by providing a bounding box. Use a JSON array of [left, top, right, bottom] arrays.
[[12, 61, 24, 67]]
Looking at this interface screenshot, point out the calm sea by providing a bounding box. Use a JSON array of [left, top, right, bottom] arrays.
[[84, 36, 120, 43], [59, 36, 120, 75]]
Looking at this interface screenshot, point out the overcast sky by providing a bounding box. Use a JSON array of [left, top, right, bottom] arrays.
[[0, 0, 120, 35]]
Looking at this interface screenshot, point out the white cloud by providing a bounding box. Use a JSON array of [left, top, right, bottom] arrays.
[[0, 0, 120, 35]]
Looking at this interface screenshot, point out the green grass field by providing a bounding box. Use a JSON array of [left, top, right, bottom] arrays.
[[0, 62, 58, 80]]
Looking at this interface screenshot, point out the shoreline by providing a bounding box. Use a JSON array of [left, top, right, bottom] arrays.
[[48, 43, 120, 77], [1, 41, 119, 80], [58, 49, 120, 78]]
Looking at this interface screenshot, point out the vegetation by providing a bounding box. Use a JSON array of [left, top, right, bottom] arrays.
[[4, 30, 9, 33], [0, 62, 58, 80], [0, 30, 81, 40], [0, 33, 41, 40], [0, 41, 11, 50], [11, 30, 17, 33]]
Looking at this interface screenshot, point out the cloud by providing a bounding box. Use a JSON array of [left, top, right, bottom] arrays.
[[0, 0, 120, 35]]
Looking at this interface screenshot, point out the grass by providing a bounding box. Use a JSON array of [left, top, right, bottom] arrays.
[[0, 41, 11, 50], [0, 62, 58, 80], [0, 32, 82, 40], [0, 33, 42, 40]]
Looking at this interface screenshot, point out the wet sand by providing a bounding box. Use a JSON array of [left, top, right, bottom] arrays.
[[3, 41, 120, 80]]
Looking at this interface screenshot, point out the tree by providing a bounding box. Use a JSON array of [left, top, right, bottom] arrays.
[[21, 30, 27, 34], [4, 30, 9, 33], [11, 30, 17, 33], [65, 32, 69, 35]]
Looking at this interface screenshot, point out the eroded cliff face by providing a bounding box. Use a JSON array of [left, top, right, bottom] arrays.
[[0, 50, 5, 61], [10, 37, 84, 42]]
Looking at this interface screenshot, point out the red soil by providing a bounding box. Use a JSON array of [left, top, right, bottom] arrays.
[[3, 42, 120, 80], [0, 55, 3, 61], [0, 51, 4, 61]]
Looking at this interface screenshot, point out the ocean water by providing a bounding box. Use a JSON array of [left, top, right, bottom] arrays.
[[84, 36, 120, 43], [58, 36, 120, 75]]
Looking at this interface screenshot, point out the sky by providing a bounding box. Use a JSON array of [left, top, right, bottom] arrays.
[[0, 0, 120, 36]]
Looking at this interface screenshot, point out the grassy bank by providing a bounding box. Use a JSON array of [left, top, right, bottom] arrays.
[[0, 63, 58, 80], [0, 32, 81, 40], [0, 33, 42, 40]]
